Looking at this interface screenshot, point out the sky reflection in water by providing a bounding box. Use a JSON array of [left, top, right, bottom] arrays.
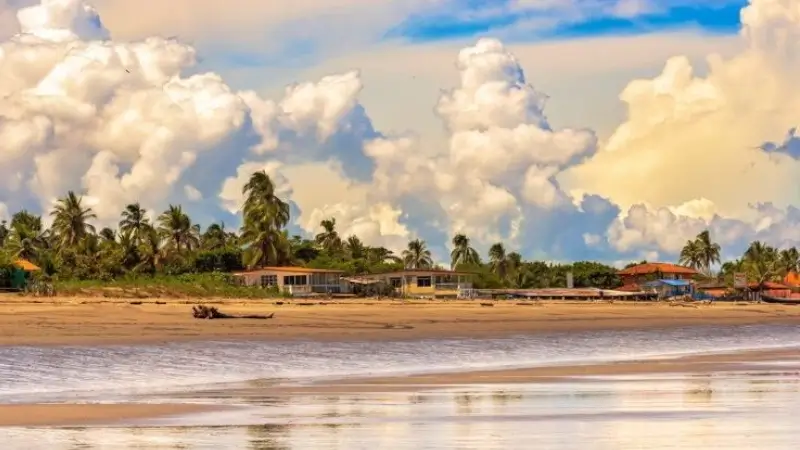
[[3, 371, 800, 449]]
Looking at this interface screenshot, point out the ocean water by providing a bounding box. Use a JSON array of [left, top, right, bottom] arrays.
[[2, 324, 800, 449], [3, 372, 800, 449], [1, 324, 800, 402]]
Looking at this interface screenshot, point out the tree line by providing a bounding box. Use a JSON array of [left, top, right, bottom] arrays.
[[677, 230, 799, 286], [1, 172, 796, 290], [0, 171, 626, 289]]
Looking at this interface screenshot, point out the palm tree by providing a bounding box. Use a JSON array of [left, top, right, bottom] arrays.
[[345, 235, 366, 259], [242, 170, 290, 229], [118, 230, 140, 270], [240, 171, 290, 268], [99, 227, 116, 243], [450, 233, 479, 269], [50, 191, 96, 249], [119, 203, 150, 244], [4, 218, 46, 261], [315, 218, 342, 254], [743, 241, 781, 291], [679, 239, 703, 270], [779, 247, 800, 276], [157, 205, 200, 254], [488, 242, 510, 280], [695, 230, 721, 274], [202, 223, 228, 250], [366, 246, 401, 265], [136, 227, 163, 274], [679, 230, 720, 275], [240, 218, 286, 268], [402, 239, 433, 269]]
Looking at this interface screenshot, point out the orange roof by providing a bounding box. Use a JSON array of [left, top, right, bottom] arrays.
[[618, 262, 698, 276], [785, 271, 800, 286], [14, 259, 40, 271], [617, 284, 643, 292], [233, 266, 344, 275]]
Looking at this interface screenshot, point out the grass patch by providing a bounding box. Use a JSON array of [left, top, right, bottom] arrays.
[[47, 273, 285, 299]]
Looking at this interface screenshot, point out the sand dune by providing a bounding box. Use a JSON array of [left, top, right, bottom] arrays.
[[1, 296, 799, 346]]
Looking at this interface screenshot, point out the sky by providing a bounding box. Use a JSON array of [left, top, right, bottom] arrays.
[[0, 0, 798, 267]]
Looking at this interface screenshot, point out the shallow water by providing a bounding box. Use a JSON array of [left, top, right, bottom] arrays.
[[3, 324, 800, 448], [2, 323, 800, 402], [3, 371, 800, 449]]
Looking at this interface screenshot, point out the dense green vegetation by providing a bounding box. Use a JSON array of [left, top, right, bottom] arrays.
[[678, 231, 799, 286], [3, 170, 794, 296], [0, 171, 627, 294]]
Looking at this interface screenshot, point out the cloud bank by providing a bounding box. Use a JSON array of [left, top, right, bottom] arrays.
[[0, 0, 798, 264]]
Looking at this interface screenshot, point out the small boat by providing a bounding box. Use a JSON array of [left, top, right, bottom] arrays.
[[761, 294, 800, 305]]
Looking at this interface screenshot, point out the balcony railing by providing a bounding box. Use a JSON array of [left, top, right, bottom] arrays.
[[434, 282, 472, 291], [283, 285, 312, 295]]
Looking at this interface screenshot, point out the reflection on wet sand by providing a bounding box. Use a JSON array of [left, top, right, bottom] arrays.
[[4, 369, 800, 449]]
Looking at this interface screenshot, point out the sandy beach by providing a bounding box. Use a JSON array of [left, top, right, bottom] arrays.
[[1, 296, 800, 346], [5, 346, 800, 427], [3, 296, 800, 429]]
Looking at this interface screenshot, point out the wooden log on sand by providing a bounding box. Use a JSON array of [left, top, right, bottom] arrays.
[[191, 305, 275, 320]]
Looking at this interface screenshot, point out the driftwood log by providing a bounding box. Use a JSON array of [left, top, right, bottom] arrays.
[[192, 305, 275, 320]]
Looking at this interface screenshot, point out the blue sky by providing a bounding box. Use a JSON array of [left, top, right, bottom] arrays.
[[391, 0, 746, 42]]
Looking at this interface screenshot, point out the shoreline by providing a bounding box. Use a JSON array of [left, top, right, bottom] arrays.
[[1, 297, 800, 346], [3, 346, 800, 427]]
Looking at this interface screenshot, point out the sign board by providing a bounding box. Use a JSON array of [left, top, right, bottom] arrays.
[[566, 271, 574, 289], [733, 272, 747, 289]]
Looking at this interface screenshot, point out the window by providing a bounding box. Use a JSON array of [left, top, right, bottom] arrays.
[[260, 275, 277, 287], [416, 276, 432, 287], [389, 277, 402, 288], [435, 275, 454, 284], [283, 275, 308, 286]]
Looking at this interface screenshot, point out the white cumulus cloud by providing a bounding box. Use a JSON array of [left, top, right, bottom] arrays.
[[559, 0, 800, 257], [2, 0, 800, 264]]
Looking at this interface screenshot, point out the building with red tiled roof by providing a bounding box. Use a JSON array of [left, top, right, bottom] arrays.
[[618, 262, 699, 292]]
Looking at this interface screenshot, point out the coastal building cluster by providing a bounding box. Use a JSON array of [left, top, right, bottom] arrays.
[[230, 262, 800, 301], [9, 257, 798, 301]]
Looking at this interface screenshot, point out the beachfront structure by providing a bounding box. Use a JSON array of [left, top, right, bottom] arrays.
[[1, 259, 41, 291], [347, 269, 474, 299], [232, 266, 346, 295], [618, 262, 698, 291], [641, 279, 693, 300]]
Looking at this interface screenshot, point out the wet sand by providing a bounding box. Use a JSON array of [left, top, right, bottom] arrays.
[[1, 296, 800, 346], [0, 403, 217, 427], [188, 347, 800, 396], [7, 347, 798, 427]]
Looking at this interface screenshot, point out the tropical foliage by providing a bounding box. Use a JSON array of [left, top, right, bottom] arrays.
[[7, 170, 793, 294], [680, 232, 799, 288]]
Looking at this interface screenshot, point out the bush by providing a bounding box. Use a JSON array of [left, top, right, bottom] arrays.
[[50, 272, 284, 299], [193, 248, 244, 273]]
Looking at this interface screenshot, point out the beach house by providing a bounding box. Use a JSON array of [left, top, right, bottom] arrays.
[[346, 268, 474, 299], [232, 266, 346, 295], [0, 259, 41, 291], [618, 262, 699, 292]]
